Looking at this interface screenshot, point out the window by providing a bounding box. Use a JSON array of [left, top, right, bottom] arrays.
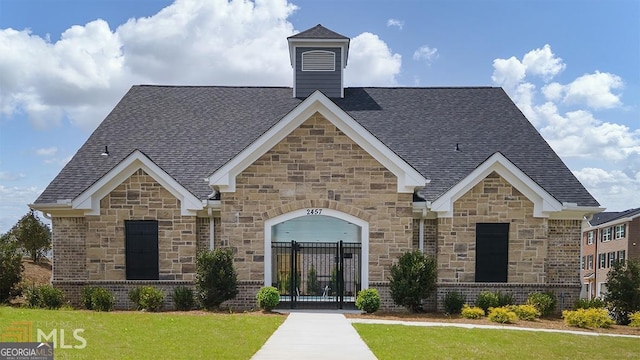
[[581, 256, 585, 270], [587, 231, 594, 245], [301, 50, 335, 71], [614, 224, 626, 239], [475, 223, 509, 282], [598, 253, 606, 269], [587, 254, 594, 270], [125, 220, 159, 280], [601, 227, 612, 242], [608, 252, 616, 268], [617, 250, 626, 263]]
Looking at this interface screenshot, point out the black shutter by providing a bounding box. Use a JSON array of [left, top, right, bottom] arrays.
[[125, 220, 159, 280], [475, 223, 509, 282]]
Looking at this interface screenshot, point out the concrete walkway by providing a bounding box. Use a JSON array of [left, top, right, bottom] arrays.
[[251, 311, 377, 360]]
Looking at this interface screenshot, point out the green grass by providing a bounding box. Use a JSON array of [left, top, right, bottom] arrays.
[[0, 307, 284, 359], [354, 324, 640, 360]]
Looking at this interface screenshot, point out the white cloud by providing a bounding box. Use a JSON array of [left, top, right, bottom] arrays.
[[562, 71, 623, 109], [345, 32, 401, 86], [387, 19, 404, 30], [491, 45, 564, 91], [0, 184, 42, 234], [521, 44, 565, 81], [539, 104, 640, 161], [0, 171, 26, 181], [491, 56, 526, 90], [574, 168, 640, 211], [35, 147, 58, 156], [412, 45, 438, 65], [541, 82, 563, 101], [0, 0, 406, 132]]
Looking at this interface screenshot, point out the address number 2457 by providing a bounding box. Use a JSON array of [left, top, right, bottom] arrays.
[[306, 209, 323, 215]]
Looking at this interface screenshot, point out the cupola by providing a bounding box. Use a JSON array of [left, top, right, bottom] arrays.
[[287, 24, 350, 98]]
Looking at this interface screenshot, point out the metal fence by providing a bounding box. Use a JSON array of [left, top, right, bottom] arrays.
[[272, 241, 361, 309]]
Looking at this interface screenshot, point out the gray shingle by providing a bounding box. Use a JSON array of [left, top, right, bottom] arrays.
[[589, 208, 640, 226], [288, 24, 349, 40], [35, 86, 599, 208]]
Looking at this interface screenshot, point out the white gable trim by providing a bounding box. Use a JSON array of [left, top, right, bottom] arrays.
[[72, 150, 202, 216], [430, 152, 563, 218], [207, 91, 427, 193]]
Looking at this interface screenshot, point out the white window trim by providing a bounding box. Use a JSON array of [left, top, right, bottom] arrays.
[[614, 224, 626, 239], [601, 227, 612, 242], [587, 231, 594, 245]]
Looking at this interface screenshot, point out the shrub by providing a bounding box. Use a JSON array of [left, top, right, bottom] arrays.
[[563, 308, 613, 329], [603, 260, 640, 325], [629, 311, 640, 327], [461, 304, 485, 319], [128, 287, 142, 310], [306, 265, 319, 296], [527, 292, 557, 317], [574, 297, 605, 310], [196, 248, 239, 310], [443, 291, 466, 314], [475, 291, 500, 312], [173, 287, 195, 311], [130, 286, 164, 312], [90, 288, 115, 312], [496, 291, 515, 307], [32, 285, 64, 309], [511, 304, 540, 321], [0, 235, 23, 303], [81, 287, 97, 310], [355, 288, 381, 314], [389, 250, 437, 312], [23, 284, 41, 308], [487, 306, 518, 324], [256, 286, 280, 312]]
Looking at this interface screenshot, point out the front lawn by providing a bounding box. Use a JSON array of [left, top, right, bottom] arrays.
[[354, 323, 640, 360], [0, 307, 284, 359]]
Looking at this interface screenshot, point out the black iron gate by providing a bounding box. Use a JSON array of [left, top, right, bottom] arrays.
[[272, 241, 361, 309]]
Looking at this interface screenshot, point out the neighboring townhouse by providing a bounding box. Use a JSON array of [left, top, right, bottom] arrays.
[[581, 208, 640, 298], [30, 24, 602, 311]]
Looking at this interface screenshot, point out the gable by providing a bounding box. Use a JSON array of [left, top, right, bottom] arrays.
[[33, 150, 203, 216], [429, 152, 600, 219], [207, 91, 427, 195]]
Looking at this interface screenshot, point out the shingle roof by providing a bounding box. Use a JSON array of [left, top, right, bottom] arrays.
[[34, 86, 599, 207], [589, 208, 640, 226], [288, 24, 349, 40]]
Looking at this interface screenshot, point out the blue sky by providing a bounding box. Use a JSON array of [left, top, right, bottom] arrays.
[[0, 0, 638, 233]]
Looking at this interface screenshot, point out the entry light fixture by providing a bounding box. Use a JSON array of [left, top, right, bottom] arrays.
[[101, 146, 110, 156]]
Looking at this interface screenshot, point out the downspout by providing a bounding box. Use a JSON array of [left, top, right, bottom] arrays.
[[419, 217, 424, 254], [208, 208, 215, 250]]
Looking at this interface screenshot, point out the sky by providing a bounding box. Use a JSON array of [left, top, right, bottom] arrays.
[[0, 0, 638, 233]]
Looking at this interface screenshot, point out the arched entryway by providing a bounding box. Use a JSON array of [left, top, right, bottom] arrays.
[[264, 208, 369, 309]]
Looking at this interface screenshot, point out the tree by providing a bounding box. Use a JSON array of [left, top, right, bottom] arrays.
[[389, 250, 437, 312], [10, 211, 51, 263], [0, 232, 24, 302], [604, 259, 640, 325], [195, 248, 238, 310]]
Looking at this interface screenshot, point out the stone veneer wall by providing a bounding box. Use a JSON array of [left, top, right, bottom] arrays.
[[82, 169, 197, 281], [437, 172, 548, 283], [219, 113, 414, 283]]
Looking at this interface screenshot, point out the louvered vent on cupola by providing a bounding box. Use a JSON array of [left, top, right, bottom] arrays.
[[287, 24, 350, 98], [302, 50, 335, 71]]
